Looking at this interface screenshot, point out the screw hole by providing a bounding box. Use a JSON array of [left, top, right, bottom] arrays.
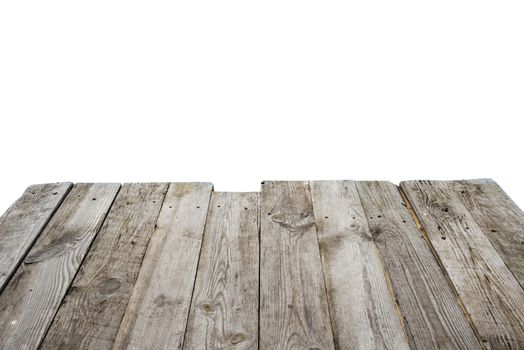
[[92, 198, 96, 201], [491, 229, 497, 233], [244, 207, 248, 210], [196, 206, 200, 209], [52, 192, 58, 195], [169, 206, 173, 208], [377, 215, 382, 218], [441, 236, 446, 240], [324, 216, 328, 219], [268, 213, 271, 216], [153, 201, 156, 203], [402, 220, 407, 223]]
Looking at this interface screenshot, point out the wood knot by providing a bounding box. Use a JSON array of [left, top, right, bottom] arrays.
[[230, 332, 246, 344], [200, 303, 215, 313], [370, 227, 381, 240], [65, 286, 78, 296], [154, 294, 166, 307], [153, 294, 175, 308], [97, 278, 121, 295], [271, 212, 315, 232], [24, 230, 82, 264], [91, 278, 121, 304]]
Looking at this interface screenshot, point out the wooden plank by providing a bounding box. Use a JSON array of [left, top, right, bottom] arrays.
[[355, 181, 481, 349], [40, 183, 168, 349], [450, 179, 524, 288], [310, 180, 409, 350], [0, 182, 72, 292], [260, 181, 334, 349], [0, 183, 120, 350], [184, 192, 259, 349], [401, 180, 524, 349], [113, 182, 213, 350]]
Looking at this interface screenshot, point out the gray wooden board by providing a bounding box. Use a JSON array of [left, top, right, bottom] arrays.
[[0, 182, 72, 292], [310, 180, 409, 350], [40, 183, 168, 349], [355, 181, 481, 349], [0, 183, 120, 350], [450, 179, 524, 288], [113, 183, 213, 350], [401, 180, 524, 349], [260, 181, 335, 349], [183, 192, 259, 349]]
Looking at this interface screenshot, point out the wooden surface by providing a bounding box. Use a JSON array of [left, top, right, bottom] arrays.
[[356, 181, 481, 349], [184, 192, 259, 349], [0, 183, 120, 349], [401, 180, 524, 349], [41, 183, 168, 350], [310, 180, 408, 350], [450, 179, 524, 288], [260, 181, 335, 349], [113, 182, 213, 350], [0, 179, 523, 349], [0, 182, 72, 292]]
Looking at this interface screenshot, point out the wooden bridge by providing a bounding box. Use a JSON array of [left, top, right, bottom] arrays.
[[0, 180, 523, 349]]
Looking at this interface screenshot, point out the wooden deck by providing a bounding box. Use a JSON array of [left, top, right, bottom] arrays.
[[0, 180, 523, 349]]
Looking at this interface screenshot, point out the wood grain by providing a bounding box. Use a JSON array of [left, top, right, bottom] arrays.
[[401, 180, 524, 349], [260, 181, 334, 350], [183, 192, 259, 350], [40, 183, 168, 350], [113, 182, 213, 350], [310, 180, 409, 350], [355, 181, 481, 349], [0, 183, 120, 350], [0, 182, 72, 292], [450, 179, 524, 288]]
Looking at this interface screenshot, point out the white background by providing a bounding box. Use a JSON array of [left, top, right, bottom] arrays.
[[1, 0, 523, 214]]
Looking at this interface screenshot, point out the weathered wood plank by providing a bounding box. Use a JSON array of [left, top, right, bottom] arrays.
[[184, 192, 259, 350], [113, 182, 213, 350], [0, 183, 120, 350], [355, 181, 481, 349], [40, 183, 168, 349], [260, 181, 334, 349], [310, 180, 409, 350], [0, 182, 72, 292], [450, 179, 524, 288], [401, 180, 524, 349]]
